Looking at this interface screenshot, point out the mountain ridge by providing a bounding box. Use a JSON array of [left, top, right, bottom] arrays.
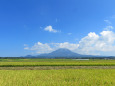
[[25, 48, 98, 58]]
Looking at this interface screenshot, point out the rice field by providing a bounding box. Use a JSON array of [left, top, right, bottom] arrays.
[[0, 69, 115, 86], [0, 59, 115, 86], [0, 59, 115, 67]]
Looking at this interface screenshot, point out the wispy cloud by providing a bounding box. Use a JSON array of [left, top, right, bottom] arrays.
[[110, 15, 115, 19], [24, 44, 29, 50], [44, 25, 60, 33], [56, 18, 58, 22], [67, 33, 72, 35], [104, 20, 112, 24], [104, 26, 114, 31]]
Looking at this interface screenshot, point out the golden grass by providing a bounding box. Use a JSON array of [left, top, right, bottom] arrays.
[[0, 69, 115, 86]]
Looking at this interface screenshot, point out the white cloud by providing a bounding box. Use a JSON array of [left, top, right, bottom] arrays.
[[100, 31, 115, 44], [67, 33, 72, 35], [24, 44, 29, 50], [24, 44, 28, 46], [44, 25, 59, 33], [77, 32, 100, 55], [51, 42, 79, 51], [77, 30, 115, 55], [26, 42, 53, 54], [104, 20, 112, 24], [24, 47, 29, 50], [104, 26, 114, 31], [25, 42, 79, 54], [25, 27, 115, 56]]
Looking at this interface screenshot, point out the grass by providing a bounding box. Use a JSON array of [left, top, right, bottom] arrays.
[[0, 59, 115, 86], [0, 69, 115, 86], [0, 60, 115, 67], [0, 58, 114, 62], [0, 59, 115, 67], [0, 59, 74, 62]]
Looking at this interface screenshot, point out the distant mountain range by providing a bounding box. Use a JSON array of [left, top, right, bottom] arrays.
[[25, 48, 103, 58]]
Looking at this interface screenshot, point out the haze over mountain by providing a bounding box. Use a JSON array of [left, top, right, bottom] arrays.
[[25, 48, 97, 58]]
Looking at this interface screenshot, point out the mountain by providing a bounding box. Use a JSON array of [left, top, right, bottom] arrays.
[[25, 55, 35, 58], [25, 48, 97, 58], [38, 48, 82, 58]]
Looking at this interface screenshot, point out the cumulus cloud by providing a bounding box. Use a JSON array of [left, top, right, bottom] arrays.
[[24, 29, 115, 55], [44, 25, 59, 33], [77, 30, 115, 55], [29, 42, 53, 54], [25, 42, 79, 54], [51, 42, 79, 51]]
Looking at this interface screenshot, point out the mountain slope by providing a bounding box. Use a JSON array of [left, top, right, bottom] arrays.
[[46, 48, 81, 57], [35, 48, 94, 58]]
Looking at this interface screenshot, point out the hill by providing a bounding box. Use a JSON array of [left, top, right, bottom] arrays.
[[25, 48, 98, 58]]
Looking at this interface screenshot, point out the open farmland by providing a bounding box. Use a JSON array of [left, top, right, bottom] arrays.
[[0, 69, 115, 86], [0, 59, 115, 67], [0, 59, 115, 86]]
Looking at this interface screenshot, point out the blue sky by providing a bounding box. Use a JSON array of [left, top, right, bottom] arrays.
[[1, 0, 115, 56]]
